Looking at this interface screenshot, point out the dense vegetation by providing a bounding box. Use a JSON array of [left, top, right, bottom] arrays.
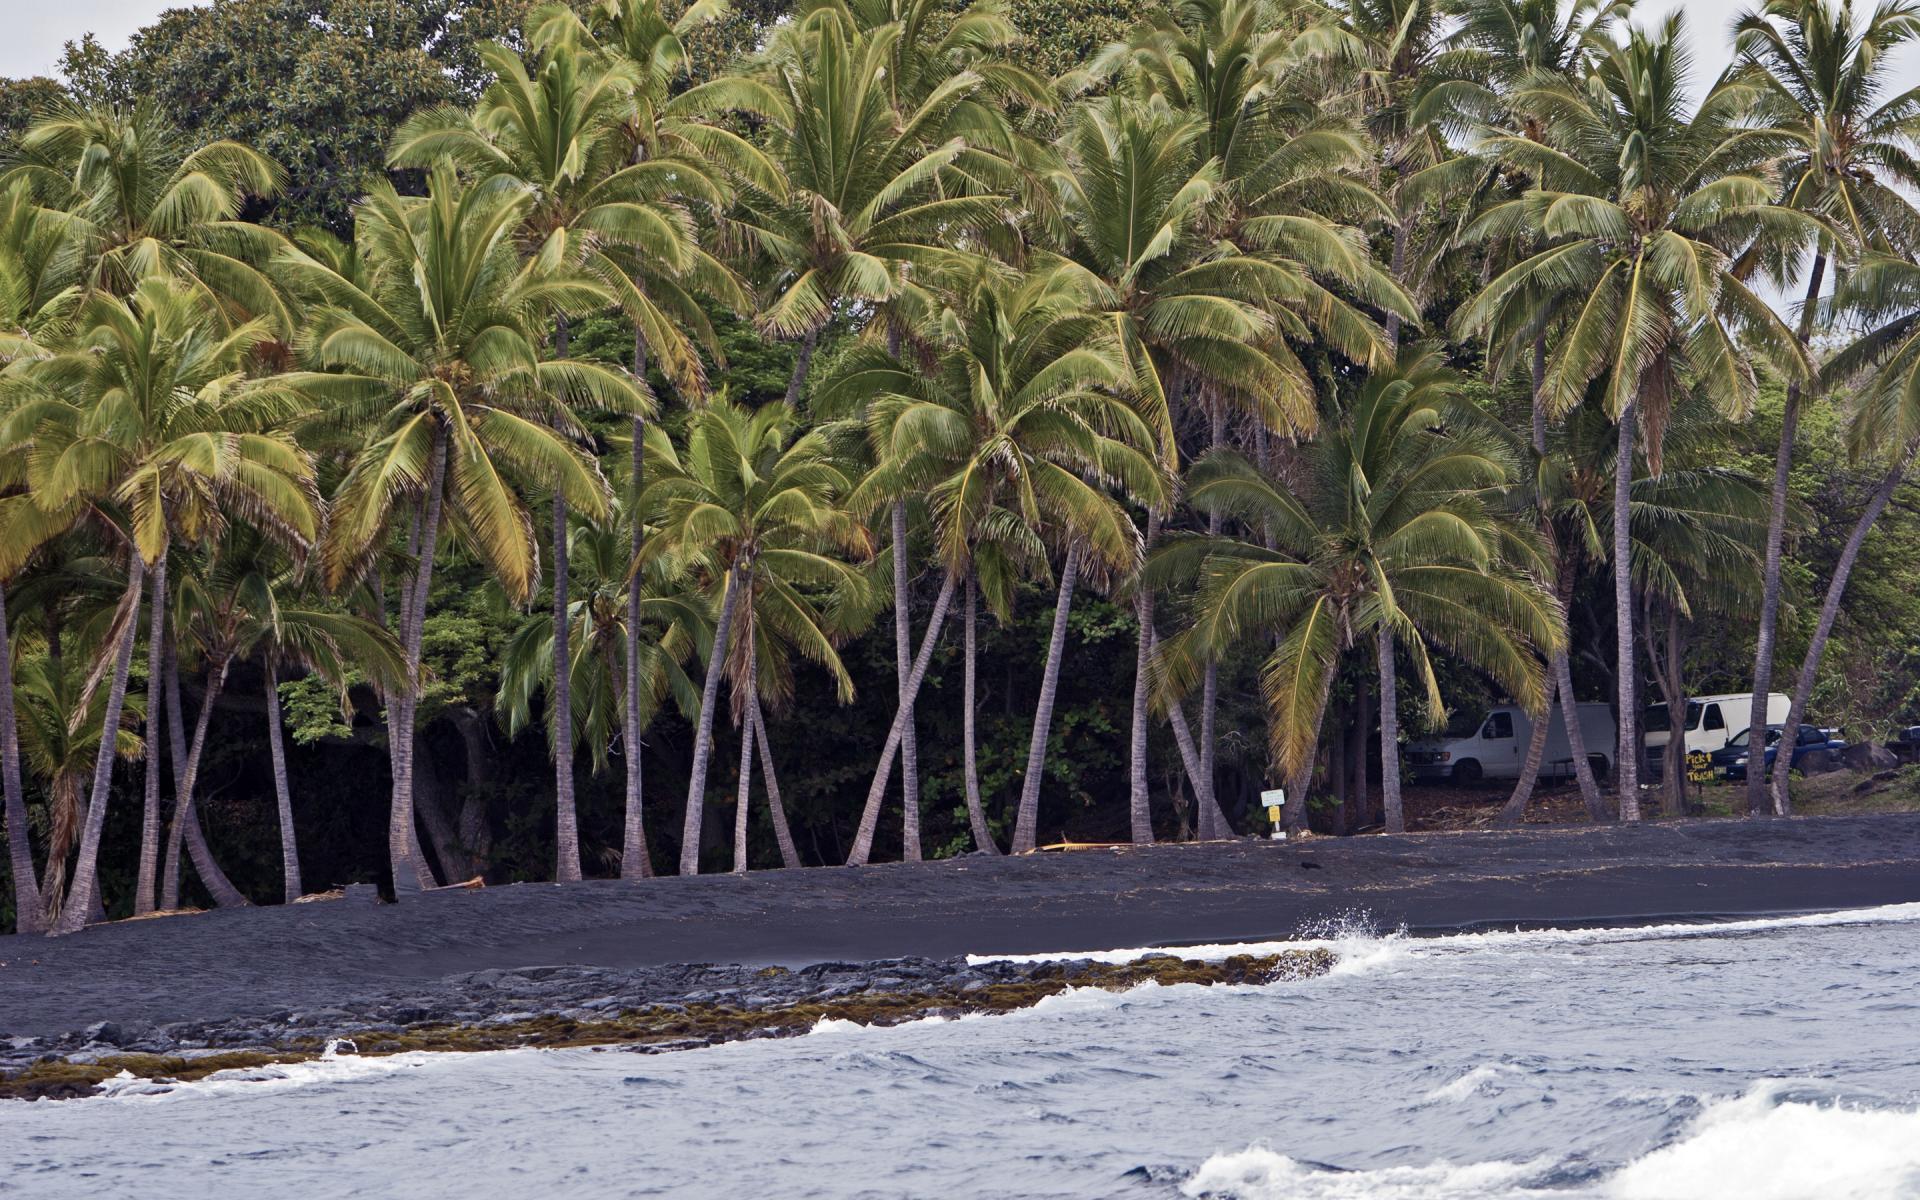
[[1, 0, 1917, 933]]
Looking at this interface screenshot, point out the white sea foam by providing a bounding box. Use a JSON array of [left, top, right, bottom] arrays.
[[94, 1045, 505, 1103], [1420, 1063, 1507, 1104], [968, 901, 1920, 974], [1184, 1082, 1920, 1200]]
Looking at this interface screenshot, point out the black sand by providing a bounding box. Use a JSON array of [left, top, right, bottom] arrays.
[[4, 813, 1919, 1041]]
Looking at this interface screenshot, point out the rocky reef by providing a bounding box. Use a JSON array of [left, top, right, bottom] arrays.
[[1, 948, 1332, 1101]]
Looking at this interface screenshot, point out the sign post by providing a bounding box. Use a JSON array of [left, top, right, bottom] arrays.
[[1260, 788, 1286, 840]]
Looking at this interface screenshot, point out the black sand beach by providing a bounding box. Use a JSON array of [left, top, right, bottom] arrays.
[[5, 813, 1919, 1045]]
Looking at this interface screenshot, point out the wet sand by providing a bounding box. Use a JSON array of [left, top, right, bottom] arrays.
[[4, 813, 1918, 1040]]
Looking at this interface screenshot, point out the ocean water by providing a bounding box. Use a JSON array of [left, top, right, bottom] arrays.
[[5, 904, 1920, 1199]]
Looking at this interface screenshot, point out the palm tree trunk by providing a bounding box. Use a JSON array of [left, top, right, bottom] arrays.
[[1497, 674, 1557, 828], [1011, 551, 1079, 854], [782, 328, 821, 408], [552, 495, 582, 883], [749, 692, 801, 868], [162, 657, 245, 911], [50, 558, 145, 935], [264, 660, 302, 903], [733, 613, 759, 875], [0, 581, 46, 933], [1146, 624, 1221, 835], [1378, 623, 1406, 833], [622, 381, 651, 878], [1348, 671, 1370, 829], [1747, 253, 1828, 817], [961, 572, 998, 854], [680, 563, 745, 875], [1613, 401, 1640, 821], [1127, 513, 1160, 845], [1283, 664, 1337, 836], [136, 551, 168, 916], [1197, 406, 1225, 840], [891, 502, 922, 862], [390, 424, 448, 896], [847, 572, 959, 864], [1769, 444, 1915, 816], [161, 641, 188, 907]]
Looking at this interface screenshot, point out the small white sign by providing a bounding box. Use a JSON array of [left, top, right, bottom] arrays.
[[1260, 788, 1286, 807]]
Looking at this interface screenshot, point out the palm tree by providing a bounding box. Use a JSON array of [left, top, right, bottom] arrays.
[[644, 398, 872, 874], [1159, 350, 1560, 832], [389, 32, 695, 884], [556, 0, 775, 876], [5, 103, 291, 326], [3, 276, 319, 932], [824, 264, 1164, 860], [0, 178, 81, 931], [1733, 0, 1920, 816], [278, 163, 642, 895], [1046, 91, 1410, 840], [498, 506, 708, 874], [1457, 16, 1816, 818], [1767, 251, 1920, 812]]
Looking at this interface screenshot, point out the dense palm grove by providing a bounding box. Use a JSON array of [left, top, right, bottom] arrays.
[[0, 0, 1917, 934]]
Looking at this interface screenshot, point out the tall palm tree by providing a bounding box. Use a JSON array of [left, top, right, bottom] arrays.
[[0, 178, 81, 931], [279, 164, 642, 895], [1767, 251, 1920, 812], [1158, 350, 1560, 832], [824, 264, 1164, 860], [3, 276, 319, 932], [1734, 0, 1920, 816], [389, 32, 693, 883], [644, 399, 872, 874], [557, 0, 775, 876], [1457, 16, 1815, 818]]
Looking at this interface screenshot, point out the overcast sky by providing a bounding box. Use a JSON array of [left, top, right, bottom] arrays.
[[7, 0, 1916, 92]]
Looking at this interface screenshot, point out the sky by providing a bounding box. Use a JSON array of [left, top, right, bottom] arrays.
[[7, 0, 1919, 85]]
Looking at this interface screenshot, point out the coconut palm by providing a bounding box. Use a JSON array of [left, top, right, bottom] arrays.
[[643, 398, 872, 874], [823, 264, 1165, 859], [1733, 0, 1920, 815], [1158, 350, 1559, 833], [1, 275, 319, 932], [4, 104, 291, 328], [277, 163, 643, 895], [1764, 252, 1920, 812], [1455, 16, 1816, 818], [389, 32, 699, 883], [498, 505, 708, 874], [554, 0, 780, 875]]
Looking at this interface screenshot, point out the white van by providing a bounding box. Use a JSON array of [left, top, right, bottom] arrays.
[[1643, 693, 1788, 765], [1406, 702, 1616, 784]]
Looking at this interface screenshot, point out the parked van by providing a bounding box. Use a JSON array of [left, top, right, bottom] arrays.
[[1643, 693, 1788, 771], [1406, 702, 1616, 784]]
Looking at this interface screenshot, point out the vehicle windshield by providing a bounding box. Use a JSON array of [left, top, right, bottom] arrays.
[[1643, 701, 1703, 734], [1726, 728, 1782, 750], [1443, 707, 1487, 738]]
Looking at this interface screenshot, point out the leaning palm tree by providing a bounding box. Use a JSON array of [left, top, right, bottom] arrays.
[[1733, 0, 1920, 816], [278, 163, 643, 895], [644, 398, 872, 874], [1158, 350, 1560, 833], [4, 103, 291, 328], [1456, 16, 1816, 818], [1766, 251, 1920, 813], [2, 276, 320, 932]]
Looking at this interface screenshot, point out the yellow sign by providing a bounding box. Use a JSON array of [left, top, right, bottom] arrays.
[[1686, 750, 1715, 784]]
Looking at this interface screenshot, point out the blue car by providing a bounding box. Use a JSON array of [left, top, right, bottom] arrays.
[[1709, 724, 1847, 780]]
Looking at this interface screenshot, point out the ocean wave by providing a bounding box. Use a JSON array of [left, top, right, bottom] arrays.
[[93, 1043, 511, 1103], [1184, 1082, 1920, 1200], [968, 901, 1920, 976]]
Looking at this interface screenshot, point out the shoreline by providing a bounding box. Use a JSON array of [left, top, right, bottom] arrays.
[[4, 813, 1919, 1053]]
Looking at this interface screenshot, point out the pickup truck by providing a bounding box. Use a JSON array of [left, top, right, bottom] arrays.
[[1709, 724, 1847, 780]]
